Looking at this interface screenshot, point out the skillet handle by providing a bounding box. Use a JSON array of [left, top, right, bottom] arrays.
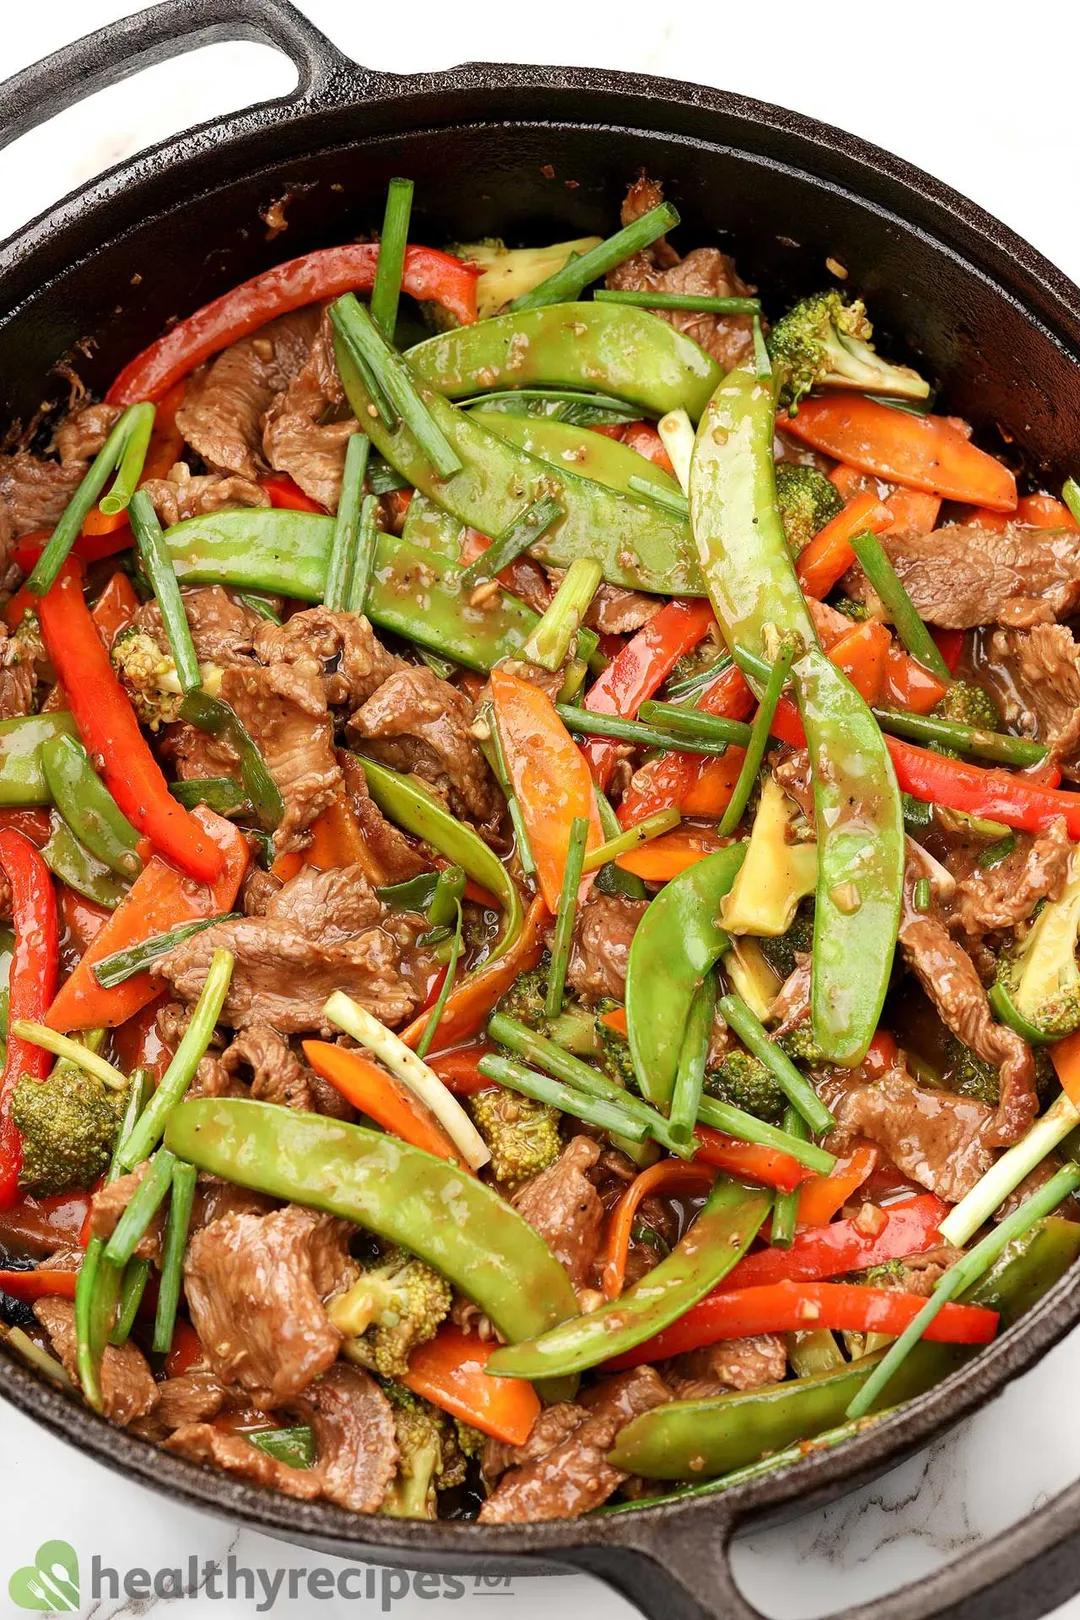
[[0, 0, 351, 151], [559, 1479, 1080, 1620]]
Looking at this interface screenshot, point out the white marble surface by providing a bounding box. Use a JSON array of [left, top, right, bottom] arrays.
[[3, 2, 1080, 1616]]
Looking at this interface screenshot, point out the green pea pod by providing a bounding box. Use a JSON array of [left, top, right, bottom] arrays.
[[179, 691, 284, 833], [689, 363, 903, 1065], [356, 756, 522, 961], [249, 1426, 315, 1469], [625, 843, 746, 1107], [40, 733, 142, 879], [488, 1178, 770, 1381], [406, 304, 721, 420], [0, 712, 79, 806], [471, 412, 684, 502], [42, 813, 130, 909], [400, 492, 465, 558], [333, 333, 700, 596], [607, 1215, 1080, 1480], [163, 1098, 578, 1343]]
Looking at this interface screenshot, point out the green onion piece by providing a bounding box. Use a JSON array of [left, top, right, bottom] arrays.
[[427, 866, 466, 930], [580, 807, 681, 873], [719, 640, 797, 836], [179, 691, 283, 832], [92, 913, 240, 989], [330, 295, 462, 480], [718, 992, 836, 1136], [938, 1091, 1080, 1248], [751, 316, 772, 381], [913, 877, 931, 912], [545, 816, 590, 1020], [977, 833, 1017, 870], [770, 1107, 809, 1247], [152, 1159, 198, 1354], [369, 177, 414, 339], [103, 1149, 177, 1268], [848, 529, 953, 685], [627, 474, 690, 516], [1062, 478, 1080, 525], [555, 705, 730, 756], [417, 648, 457, 680], [367, 456, 409, 494], [657, 408, 695, 494], [593, 288, 761, 316], [323, 431, 370, 612], [638, 701, 753, 748], [665, 655, 734, 700], [457, 387, 643, 420], [458, 497, 564, 590], [249, 1425, 316, 1469], [848, 1161, 1080, 1421], [237, 593, 282, 623], [871, 705, 1046, 767], [129, 488, 200, 692], [98, 402, 156, 515], [375, 871, 439, 911], [11, 1021, 128, 1091], [169, 777, 252, 817], [109, 1260, 151, 1346], [0, 1321, 75, 1390], [509, 202, 679, 311], [522, 558, 602, 672], [670, 975, 716, 1147], [118, 948, 235, 1170], [478, 1052, 648, 1142], [346, 495, 381, 616], [27, 405, 146, 595], [416, 903, 464, 1061]]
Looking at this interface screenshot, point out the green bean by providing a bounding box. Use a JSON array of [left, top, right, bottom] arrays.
[[522, 558, 602, 672], [129, 489, 201, 692], [152, 1159, 198, 1354], [103, 1150, 177, 1268], [458, 497, 563, 589], [99, 403, 156, 515], [509, 202, 678, 310], [593, 289, 761, 315], [28, 405, 147, 594], [719, 640, 797, 836], [346, 494, 382, 617], [848, 528, 953, 684], [670, 976, 715, 1148], [477, 1054, 648, 1142], [718, 993, 836, 1136], [323, 431, 370, 612], [770, 1107, 808, 1248], [638, 700, 752, 748], [555, 705, 729, 755], [369, 177, 413, 338], [872, 706, 1047, 767], [93, 913, 240, 989], [545, 816, 589, 1020]]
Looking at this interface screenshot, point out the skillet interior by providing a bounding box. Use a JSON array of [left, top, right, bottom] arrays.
[[3, 10, 1080, 1617]]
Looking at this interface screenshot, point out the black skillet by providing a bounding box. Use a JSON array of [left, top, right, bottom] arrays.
[[2, 4, 1080, 1616]]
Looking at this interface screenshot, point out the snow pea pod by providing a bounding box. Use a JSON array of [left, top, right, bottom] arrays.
[[333, 334, 700, 596], [608, 1214, 1080, 1479], [41, 813, 130, 910], [407, 304, 721, 421], [163, 1098, 578, 1344], [39, 734, 142, 879], [488, 1177, 771, 1380], [0, 712, 79, 806], [471, 412, 684, 502], [689, 364, 904, 1065], [625, 843, 746, 1108], [355, 757, 523, 961]]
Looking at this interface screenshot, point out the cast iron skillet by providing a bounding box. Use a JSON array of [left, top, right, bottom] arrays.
[[2, 4, 1080, 1615]]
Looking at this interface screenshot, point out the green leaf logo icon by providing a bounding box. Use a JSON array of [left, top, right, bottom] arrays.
[[8, 1541, 79, 1611]]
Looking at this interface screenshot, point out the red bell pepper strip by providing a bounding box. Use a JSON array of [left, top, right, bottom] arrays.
[[726, 1194, 948, 1290], [0, 1268, 78, 1302], [490, 668, 604, 912], [781, 395, 1018, 512], [259, 474, 327, 514], [617, 662, 755, 829], [0, 809, 50, 846], [581, 599, 716, 789], [46, 808, 248, 1032], [602, 1159, 715, 1299], [403, 1325, 541, 1447], [0, 830, 59, 1209], [107, 245, 481, 405], [931, 628, 964, 677], [0, 1189, 92, 1256], [692, 1125, 811, 1194], [11, 525, 136, 576], [603, 1280, 999, 1369], [426, 1042, 497, 1096], [36, 563, 222, 884], [795, 489, 893, 599]]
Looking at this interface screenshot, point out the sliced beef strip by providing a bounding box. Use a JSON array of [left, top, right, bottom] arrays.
[[769, 957, 812, 1035], [348, 664, 499, 828], [605, 175, 756, 372], [482, 1401, 586, 1484], [183, 1205, 357, 1409], [161, 719, 240, 784], [871, 1245, 961, 1298], [52, 401, 122, 464], [221, 1023, 356, 1121], [88, 1162, 165, 1262], [900, 842, 1035, 1145], [825, 1065, 996, 1204], [189, 1174, 279, 1234], [240, 864, 282, 917], [133, 1370, 230, 1442], [566, 892, 648, 1005], [176, 309, 320, 480], [262, 311, 358, 510], [0, 402, 121, 548], [218, 658, 341, 853], [984, 623, 1080, 781], [852, 523, 1080, 629], [254, 607, 402, 709], [478, 1366, 669, 1522], [34, 1297, 158, 1426], [951, 816, 1071, 938], [133, 586, 263, 667], [512, 1136, 605, 1293], [584, 585, 662, 636], [139, 469, 269, 528], [662, 1334, 786, 1401], [0, 628, 34, 720], [341, 750, 430, 885], [164, 1421, 323, 1499]]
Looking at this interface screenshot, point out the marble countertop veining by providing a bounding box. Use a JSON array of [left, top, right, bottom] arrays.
[[2, 3, 1080, 1616]]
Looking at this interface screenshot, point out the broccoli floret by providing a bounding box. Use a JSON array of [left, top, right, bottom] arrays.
[[995, 851, 1080, 1041], [330, 1245, 452, 1381], [757, 902, 815, 986], [777, 1023, 829, 1069], [494, 962, 550, 1032], [597, 1016, 639, 1091], [447, 236, 604, 320], [704, 1048, 785, 1123], [774, 464, 843, 555], [110, 627, 185, 730], [943, 1036, 1058, 1110], [381, 1385, 467, 1520], [767, 291, 930, 413], [11, 1056, 124, 1196], [831, 595, 870, 624], [932, 680, 1001, 732], [467, 1087, 561, 1188]]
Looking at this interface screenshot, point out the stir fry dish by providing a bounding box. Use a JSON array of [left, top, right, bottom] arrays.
[[3, 172, 1080, 1525]]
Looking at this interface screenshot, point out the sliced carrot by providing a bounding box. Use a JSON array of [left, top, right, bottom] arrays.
[[881, 486, 941, 537], [602, 1159, 714, 1299], [827, 619, 891, 704], [402, 1326, 541, 1446], [616, 824, 727, 881], [795, 1144, 878, 1227], [598, 1006, 628, 1036], [399, 896, 550, 1052], [795, 490, 893, 599], [1051, 1030, 1080, 1113], [0, 1268, 78, 1301], [881, 647, 948, 714], [303, 1041, 465, 1164], [1017, 493, 1079, 530]]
